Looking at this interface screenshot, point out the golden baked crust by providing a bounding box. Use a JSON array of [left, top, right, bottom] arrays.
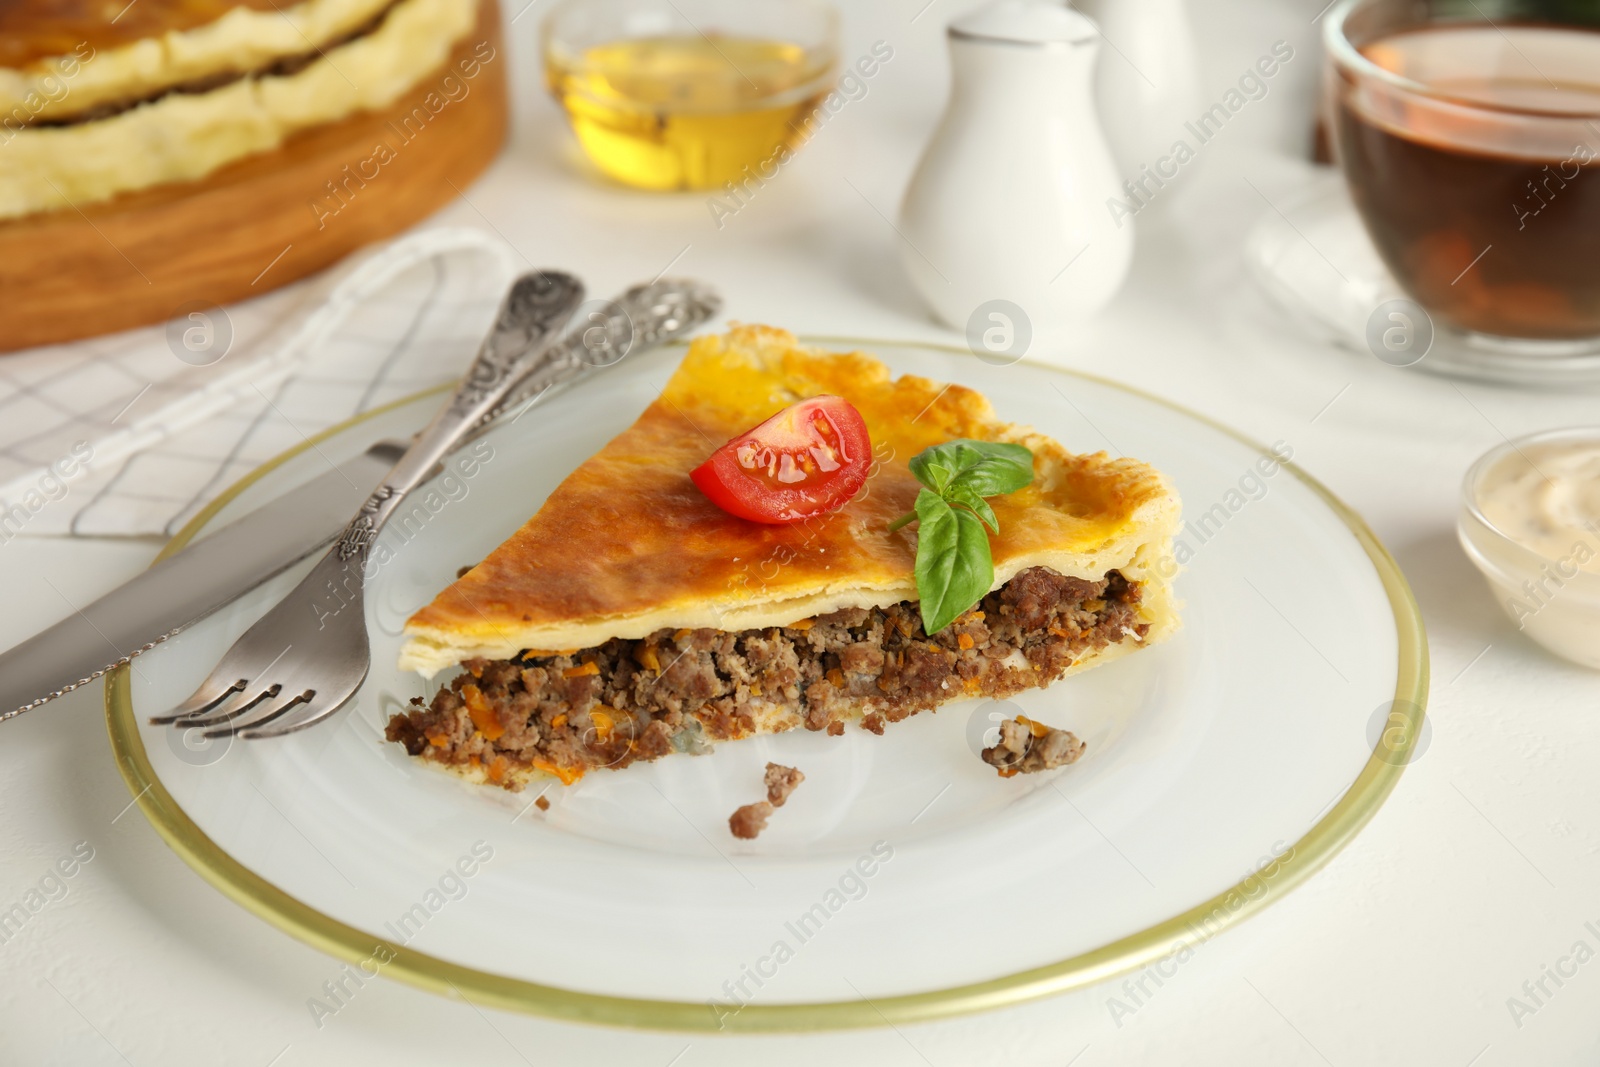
[[0, 0, 479, 220], [1, 0, 285, 70], [401, 326, 1182, 677], [2, 0, 296, 68], [0, 0, 397, 119]]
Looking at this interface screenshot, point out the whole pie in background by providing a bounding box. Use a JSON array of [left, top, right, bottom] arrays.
[[0, 0, 483, 219], [0, 0, 508, 353]]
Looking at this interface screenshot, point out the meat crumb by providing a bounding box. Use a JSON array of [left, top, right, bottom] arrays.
[[764, 763, 804, 807], [730, 763, 806, 838], [534, 795, 550, 812], [729, 801, 773, 839], [981, 716, 1085, 776], [826, 721, 845, 737], [860, 713, 885, 735]]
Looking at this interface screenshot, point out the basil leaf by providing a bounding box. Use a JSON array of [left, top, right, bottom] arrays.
[[913, 488, 994, 634], [907, 450, 959, 495], [910, 440, 1034, 499], [898, 439, 1032, 635], [945, 483, 998, 533]]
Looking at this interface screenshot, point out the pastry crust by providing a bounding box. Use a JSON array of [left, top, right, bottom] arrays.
[[0, 0, 398, 119], [0, 0, 480, 220], [401, 326, 1182, 677]]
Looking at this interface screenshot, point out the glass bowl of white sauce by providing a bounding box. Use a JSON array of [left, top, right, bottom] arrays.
[[1459, 427, 1600, 669]]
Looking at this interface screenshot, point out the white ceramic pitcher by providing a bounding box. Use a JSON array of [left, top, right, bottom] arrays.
[[898, 0, 1133, 353]]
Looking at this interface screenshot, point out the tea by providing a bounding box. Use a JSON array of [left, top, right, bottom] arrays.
[[1336, 25, 1600, 340], [546, 36, 833, 191]]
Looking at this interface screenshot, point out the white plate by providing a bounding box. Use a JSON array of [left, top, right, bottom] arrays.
[[107, 338, 1427, 1031]]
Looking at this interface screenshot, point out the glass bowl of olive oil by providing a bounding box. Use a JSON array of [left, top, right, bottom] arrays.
[[542, 0, 839, 191]]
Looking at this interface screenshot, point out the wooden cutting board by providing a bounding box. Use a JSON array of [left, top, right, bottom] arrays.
[[0, 0, 508, 354]]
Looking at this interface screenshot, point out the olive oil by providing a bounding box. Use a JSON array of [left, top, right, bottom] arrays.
[[546, 36, 834, 191]]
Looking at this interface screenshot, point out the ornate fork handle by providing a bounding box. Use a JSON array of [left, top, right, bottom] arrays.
[[335, 270, 584, 564], [448, 273, 588, 417], [479, 277, 722, 427]]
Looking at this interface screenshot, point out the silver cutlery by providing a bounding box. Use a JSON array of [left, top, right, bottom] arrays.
[[145, 269, 586, 738], [0, 278, 720, 725]]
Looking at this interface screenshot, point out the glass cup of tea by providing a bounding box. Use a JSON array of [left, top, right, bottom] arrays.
[[1325, 0, 1600, 355], [542, 0, 840, 192]]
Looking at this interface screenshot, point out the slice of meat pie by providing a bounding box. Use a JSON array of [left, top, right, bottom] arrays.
[[387, 326, 1182, 789]]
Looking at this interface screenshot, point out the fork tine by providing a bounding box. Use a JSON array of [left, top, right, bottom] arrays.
[[241, 686, 357, 739], [149, 678, 248, 725], [183, 684, 282, 729], [206, 688, 315, 739]]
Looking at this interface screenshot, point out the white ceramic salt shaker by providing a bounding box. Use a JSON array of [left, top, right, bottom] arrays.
[[1072, 0, 1202, 193], [898, 1, 1133, 352]]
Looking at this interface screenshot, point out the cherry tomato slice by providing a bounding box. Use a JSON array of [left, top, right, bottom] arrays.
[[690, 395, 872, 524]]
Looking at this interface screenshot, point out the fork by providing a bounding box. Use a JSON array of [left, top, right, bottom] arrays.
[[149, 270, 585, 739], [150, 274, 722, 739]]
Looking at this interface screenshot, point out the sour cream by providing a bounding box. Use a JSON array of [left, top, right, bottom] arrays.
[[1460, 429, 1600, 670], [1476, 441, 1600, 573]]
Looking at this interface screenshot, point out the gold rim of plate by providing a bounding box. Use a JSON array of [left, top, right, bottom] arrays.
[[103, 337, 1430, 1033]]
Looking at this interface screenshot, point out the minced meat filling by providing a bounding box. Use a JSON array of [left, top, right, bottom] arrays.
[[981, 716, 1086, 776], [385, 567, 1146, 789]]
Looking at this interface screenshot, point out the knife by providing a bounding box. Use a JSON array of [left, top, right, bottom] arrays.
[[0, 441, 404, 722], [0, 277, 721, 722]]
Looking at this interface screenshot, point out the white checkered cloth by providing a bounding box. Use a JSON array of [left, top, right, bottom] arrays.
[[0, 227, 517, 539]]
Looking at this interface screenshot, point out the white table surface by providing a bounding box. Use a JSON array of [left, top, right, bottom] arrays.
[[5, 1, 1600, 1064]]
